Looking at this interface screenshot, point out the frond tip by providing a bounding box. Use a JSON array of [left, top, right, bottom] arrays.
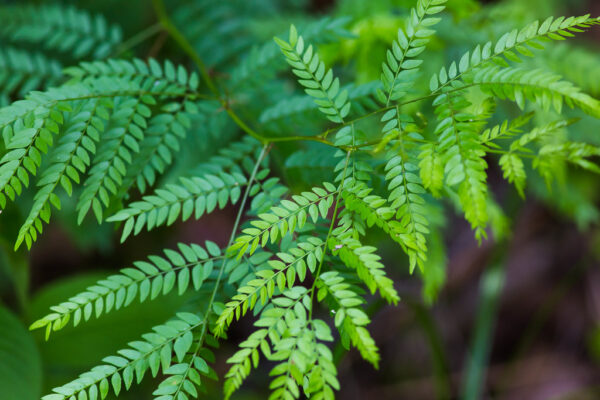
[[275, 25, 351, 123]]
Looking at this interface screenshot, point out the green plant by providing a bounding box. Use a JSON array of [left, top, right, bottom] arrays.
[[1, 0, 599, 399]]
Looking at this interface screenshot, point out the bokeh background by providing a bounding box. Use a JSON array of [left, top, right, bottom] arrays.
[[0, 0, 599, 399]]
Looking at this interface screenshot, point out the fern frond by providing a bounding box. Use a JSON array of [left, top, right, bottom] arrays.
[[5, 2, 600, 399], [30, 241, 222, 339], [223, 286, 311, 399], [384, 151, 429, 270], [66, 58, 200, 95], [430, 92, 489, 240], [536, 141, 600, 176], [479, 112, 534, 145], [0, 73, 185, 215], [514, 119, 572, 148], [228, 182, 337, 258], [329, 227, 400, 304], [259, 81, 380, 126], [265, 288, 338, 400], [378, 0, 447, 104], [317, 271, 380, 368], [0, 46, 63, 102], [108, 137, 266, 239], [499, 153, 527, 197], [40, 312, 205, 400], [417, 142, 444, 197], [275, 25, 351, 123], [429, 15, 600, 93], [108, 169, 250, 242], [216, 236, 324, 335], [15, 98, 112, 249], [229, 16, 351, 91], [117, 102, 198, 195], [0, 4, 122, 60], [302, 329, 339, 400], [341, 180, 425, 274], [151, 331, 219, 400], [497, 119, 573, 196], [467, 66, 600, 118], [0, 85, 98, 209], [75, 96, 152, 224]]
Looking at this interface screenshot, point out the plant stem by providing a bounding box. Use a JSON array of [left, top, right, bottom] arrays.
[[206, 145, 269, 315], [408, 298, 452, 400], [308, 150, 352, 320], [461, 261, 506, 400], [113, 23, 163, 57], [169, 144, 269, 398], [151, 0, 271, 144]]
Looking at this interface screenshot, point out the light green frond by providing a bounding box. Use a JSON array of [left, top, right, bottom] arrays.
[[479, 112, 534, 145], [341, 180, 425, 273], [385, 153, 429, 269], [223, 287, 311, 399], [40, 312, 204, 400], [216, 237, 324, 335], [468, 66, 600, 118], [151, 332, 218, 400], [108, 170, 250, 242], [499, 153, 526, 197], [378, 0, 447, 104], [429, 15, 600, 93], [317, 271, 380, 368], [228, 182, 337, 259], [418, 142, 444, 197], [329, 229, 400, 304], [265, 288, 338, 400], [30, 242, 221, 339], [430, 92, 489, 241]]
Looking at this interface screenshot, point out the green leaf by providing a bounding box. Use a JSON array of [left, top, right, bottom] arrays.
[[0, 305, 42, 400]]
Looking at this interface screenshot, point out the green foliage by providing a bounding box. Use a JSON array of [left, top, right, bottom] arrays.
[[275, 26, 351, 123], [30, 241, 221, 340], [0, 305, 42, 399], [0, 0, 598, 399], [40, 312, 212, 400], [229, 183, 337, 258], [377, 0, 448, 105], [0, 47, 62, 105], [317, 271, 380, 367], [431, 91, 490, 241], [217, 237, 324, 334], [0, 4, 122, 60]]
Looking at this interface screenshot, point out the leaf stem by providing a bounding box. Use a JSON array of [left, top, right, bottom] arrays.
[[308, 150, 352, 320], [167, 144, 269, 399], [151, 0, 271, 144], [113, 23, 163, 57]]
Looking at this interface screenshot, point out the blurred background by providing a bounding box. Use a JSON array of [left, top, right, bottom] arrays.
[[0, 0, 599, 399]]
